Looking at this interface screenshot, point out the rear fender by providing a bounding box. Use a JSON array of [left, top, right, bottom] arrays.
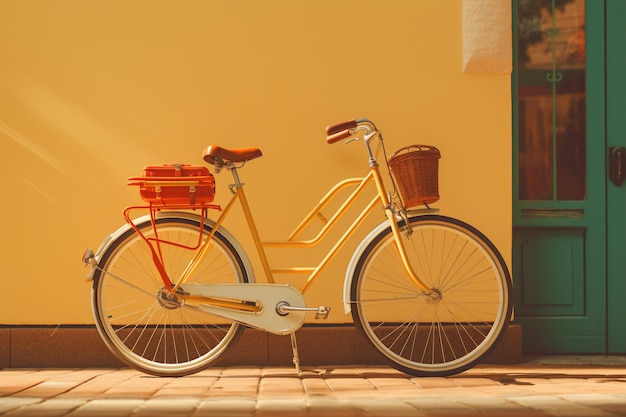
[[84, 211, 254, 283]]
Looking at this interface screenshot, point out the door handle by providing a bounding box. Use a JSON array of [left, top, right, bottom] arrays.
[[609, 147, 626, 186]]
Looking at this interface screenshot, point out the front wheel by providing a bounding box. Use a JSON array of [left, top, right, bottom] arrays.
[[92, 215, 251, 376], [350, 215, 512, 376]]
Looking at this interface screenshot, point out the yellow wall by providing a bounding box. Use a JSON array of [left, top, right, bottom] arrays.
[[0, 0, 511, 325]]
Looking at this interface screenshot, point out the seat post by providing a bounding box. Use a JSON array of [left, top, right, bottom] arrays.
[[227, 163, 244, 191]]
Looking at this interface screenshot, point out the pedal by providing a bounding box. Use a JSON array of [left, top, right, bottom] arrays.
[[314, 306, 331, 320]]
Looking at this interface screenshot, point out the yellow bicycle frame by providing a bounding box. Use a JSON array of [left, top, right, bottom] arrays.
[[172, 161, 432, 297]]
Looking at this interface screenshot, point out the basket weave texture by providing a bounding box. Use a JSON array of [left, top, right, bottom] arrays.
[[389, 145, 441, 208]]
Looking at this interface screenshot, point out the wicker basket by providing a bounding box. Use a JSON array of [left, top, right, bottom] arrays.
[[388, 145, 441, 208]]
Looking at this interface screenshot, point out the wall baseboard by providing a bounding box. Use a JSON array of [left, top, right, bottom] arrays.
[[0, 324, 522, 369]]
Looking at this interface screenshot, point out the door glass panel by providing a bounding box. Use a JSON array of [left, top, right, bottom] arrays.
[[517, 0, 586, 201]]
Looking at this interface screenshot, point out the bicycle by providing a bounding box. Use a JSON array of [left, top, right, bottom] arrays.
[[82, 118, 512, 378]]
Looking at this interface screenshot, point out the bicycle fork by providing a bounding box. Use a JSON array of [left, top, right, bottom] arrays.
[[369, 160, 433, 296], [386, 209, 433, 294]]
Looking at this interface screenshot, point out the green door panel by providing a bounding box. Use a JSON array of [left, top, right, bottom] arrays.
[[515, 228, 584, 316]]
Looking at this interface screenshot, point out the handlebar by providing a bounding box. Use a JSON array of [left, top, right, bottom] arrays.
[[326, 129, 353, 144], [326, 119, 357, 136], [325, 118, 377, 144]]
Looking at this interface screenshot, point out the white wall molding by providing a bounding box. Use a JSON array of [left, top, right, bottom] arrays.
[[463, 0, 512, 74]]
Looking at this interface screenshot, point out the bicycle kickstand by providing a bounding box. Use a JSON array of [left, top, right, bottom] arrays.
[[290, 333, 302, 375]]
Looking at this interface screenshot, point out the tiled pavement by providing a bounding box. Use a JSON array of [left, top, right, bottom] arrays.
[[1, 360, 626, 416]]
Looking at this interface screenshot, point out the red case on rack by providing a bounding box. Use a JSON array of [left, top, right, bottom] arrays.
[[128, 164, 216, 206]]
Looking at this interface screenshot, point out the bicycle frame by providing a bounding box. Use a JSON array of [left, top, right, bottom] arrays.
[[167, 138, 432, 299]]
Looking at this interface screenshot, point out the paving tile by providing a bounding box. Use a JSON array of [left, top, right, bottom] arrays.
[[65, 398, 145, 417], [194, 368, 225, 378], [133, 397, 203, 417], [301, 377, 333, 395], [60, 369, 139, 397], [257, 377, 304, 398], [13, 380, 85, 398], [343, 397, 425, 416], [97, 373, 175, 399], [155, 387, 211, 398], [220, 367, 260, 378], [403, 397, 482, 416], [153, 375, 216, 398], [1, 397, 87, 417], [366, 377, 422, 392], [557, 393, 626, 409], [194, 397, 256, 417], [206, 377, 259, 398], [306, 396, 363, 417], [411, 377, 459, 389], [451, 377, 502, 388], [548, 377, 592, 386], [409, 386, 487, 399], [0, 397, 44, 414], [458, 396, 553, 416], [255, 398, 307, 417], [0, 370, 69, 396], [260, 367, 298, 377], [510, 395, 618, 417], [324, 377, 377, 394]]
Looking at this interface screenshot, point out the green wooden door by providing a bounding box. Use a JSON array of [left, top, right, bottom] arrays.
[[513, 0, 625, 353]]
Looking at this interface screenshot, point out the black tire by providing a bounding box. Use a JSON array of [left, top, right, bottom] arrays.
[[350, 215, 512, 376]]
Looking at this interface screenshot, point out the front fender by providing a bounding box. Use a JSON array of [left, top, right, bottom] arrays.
[[342, 207, 439, 314], [342, 218, 392, 314]]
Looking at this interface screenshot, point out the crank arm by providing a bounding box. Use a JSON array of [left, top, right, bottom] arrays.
[[275, 302, 331, 319]]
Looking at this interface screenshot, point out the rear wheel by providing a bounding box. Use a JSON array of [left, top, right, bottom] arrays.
[[92, 216, 249, 376], [351, 215, 512, 376]]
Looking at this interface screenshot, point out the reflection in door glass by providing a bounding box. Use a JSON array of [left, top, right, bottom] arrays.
[[517, 0, 586, 201]]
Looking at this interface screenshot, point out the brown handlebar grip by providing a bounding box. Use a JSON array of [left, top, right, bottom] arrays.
[[326, 129, 352, 144], [325, 119, 357, 135]]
